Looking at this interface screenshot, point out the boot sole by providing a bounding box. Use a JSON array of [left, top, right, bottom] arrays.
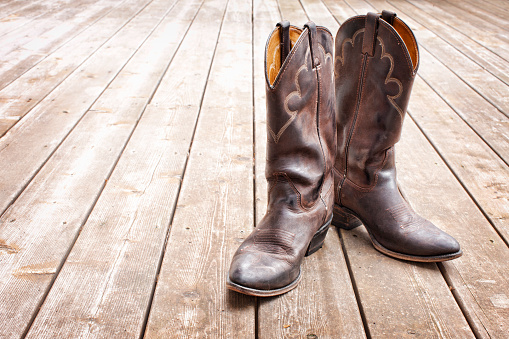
[[226, 216, 333, 297], [226, 271, 302, 297], [332, 205, 463, 262]]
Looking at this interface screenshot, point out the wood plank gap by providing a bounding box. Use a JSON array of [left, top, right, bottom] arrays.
[[402, 0, 509, 62], [429, 0, 509, 31], [338, 229, 372, 339], [144, 0, 256, 335], [136, 0, 227, 336], [275, 0, 284, 20], [407, 111, 509, 249], [417, 74, 509, 168], [0, 0, 157, 138], [23, 0, 189, 334], [437, 262, 486, 339], [0, 0, 177, 219], [319, 0, 346, 25], [2, 0, 196, 330], [20, 158, 113, 338], [443, 0, 509, 25], [384, 0, 509, 87], [0, 0, 51, 37], [0, 0, 127, 90]]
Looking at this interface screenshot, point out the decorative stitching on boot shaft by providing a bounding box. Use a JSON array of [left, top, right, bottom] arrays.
[[268, 49, 311, 144], [335, 28, 365, 77], [377, 36, 404, 118]]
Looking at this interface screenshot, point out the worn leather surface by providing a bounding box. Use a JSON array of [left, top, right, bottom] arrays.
[[333, 13, 461, 259], [228, 22, 335, 292]]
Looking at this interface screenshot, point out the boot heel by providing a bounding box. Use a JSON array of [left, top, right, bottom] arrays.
[[332, 205, 362, 230], [305, 217, 332, 257]]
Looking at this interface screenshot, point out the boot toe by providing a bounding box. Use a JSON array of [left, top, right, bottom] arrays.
[[228, 252, 299, 293], [432, 230, 461, 256], [409, 224, 461, 257], [379, 225, 462, 261]]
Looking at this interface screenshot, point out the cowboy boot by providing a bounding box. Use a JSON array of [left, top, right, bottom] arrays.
[[332, 11, 462, 262], [227, 21, 335, 296]]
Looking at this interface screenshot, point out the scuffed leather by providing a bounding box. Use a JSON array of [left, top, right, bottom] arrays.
[[229, 22, 335, 292], [333, 13, 461, 259]]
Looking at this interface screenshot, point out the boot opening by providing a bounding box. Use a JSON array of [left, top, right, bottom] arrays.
[[392, 18, 419, 71], [266, 27, 302, 85]]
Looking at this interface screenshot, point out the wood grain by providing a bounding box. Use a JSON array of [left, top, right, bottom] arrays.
[[405, 0, 509, 59], [0, 0, 155, 138], [23, 0, 206, 337], [0, 0, 52, 37], [0, 0, 186, 337], [409, 77, 509, 245], [397, 116, 509, 338], [0, 0, 121, 89], [144, 0, 256, 336], [385, 0, 509, 87], [0, 0, 507, 337], [0, 0, 178, 217]]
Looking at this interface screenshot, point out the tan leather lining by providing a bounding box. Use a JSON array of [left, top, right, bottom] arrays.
[[393, 18, 418, 71], [267, 27, 303, 85]]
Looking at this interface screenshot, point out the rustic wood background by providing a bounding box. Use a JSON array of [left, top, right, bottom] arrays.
[[0, 0, 508, 337]]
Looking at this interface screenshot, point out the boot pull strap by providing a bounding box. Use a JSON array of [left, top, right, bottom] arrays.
[[381, 10, 397, 26], [304, 22, 320, 68], [276, 20, 291, 64], [363, 12, 381, 57]]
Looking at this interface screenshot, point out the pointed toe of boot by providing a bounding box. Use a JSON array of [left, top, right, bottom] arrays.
[[408, 224, 462, 260], [227, 252, 301, 297], [431, 229, 462, 258], [370, 221, 462, 262]]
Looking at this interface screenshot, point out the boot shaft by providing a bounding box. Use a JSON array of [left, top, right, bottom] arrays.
[[334, 12, 419, 189], [265, 22, 335, 209]]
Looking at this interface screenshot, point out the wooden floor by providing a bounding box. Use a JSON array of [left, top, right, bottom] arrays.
[[0, 0, 508, 337]]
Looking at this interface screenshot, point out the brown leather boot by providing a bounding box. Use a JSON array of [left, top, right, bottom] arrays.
[[227, 21, 335, 296], [332, 11, 462, 262]]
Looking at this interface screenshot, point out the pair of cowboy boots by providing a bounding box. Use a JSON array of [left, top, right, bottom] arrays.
[[227, 12, 462, 297]]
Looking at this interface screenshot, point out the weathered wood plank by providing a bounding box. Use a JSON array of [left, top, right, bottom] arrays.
[[414, 47, 509, 162], [341, 226, 474, 338], [0, 0, 122, 89], [144, 0, 256, 336], [320, 0, 355, 24], [299, 0, 338, 29], [425, 0, 509, 31], [0, 0, 177, 217], [397, 116, 509, 338], [278, 0, 307, 24], [0, 0, 51, 37], [0, 0, 183, 337], [256, 1, 365, 338], [409, 76, 509, 244], [368, 0, 509, 119], [0, 0, 155, 138], [406, 0, 509, 60], [24, 2, 211, 337], [443, 0, 509, 25], [385, 0, 509, 87]]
